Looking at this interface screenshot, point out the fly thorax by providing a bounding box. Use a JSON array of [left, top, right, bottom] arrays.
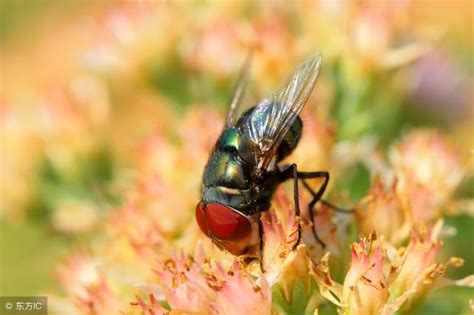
[[203, 128, 250, 190], [238, 137, 259, 166], [203, 151, 249, 188]]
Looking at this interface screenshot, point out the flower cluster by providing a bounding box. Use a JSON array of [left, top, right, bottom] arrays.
[[356, 130, 467, 245], [50, 112, 472, 314], [313, 223, 472, 315]]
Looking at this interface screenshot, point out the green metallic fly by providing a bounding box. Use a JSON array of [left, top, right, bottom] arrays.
[[196, 53, 347, 268]]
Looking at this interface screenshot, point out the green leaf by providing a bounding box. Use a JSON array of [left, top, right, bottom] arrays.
[[272, 280, 316, 315]]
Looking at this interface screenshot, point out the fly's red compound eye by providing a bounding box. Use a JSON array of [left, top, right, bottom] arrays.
[[195, 202, 251, 241]]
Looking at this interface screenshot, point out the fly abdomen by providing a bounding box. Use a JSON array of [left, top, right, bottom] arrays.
[[236, 102, 303, 167], [277, 115, 302, 161]]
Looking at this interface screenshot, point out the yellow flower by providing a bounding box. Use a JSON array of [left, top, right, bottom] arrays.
[[51, 199, 99, 234], [389, 221, 446, 304], [310, 223, 473, 314]]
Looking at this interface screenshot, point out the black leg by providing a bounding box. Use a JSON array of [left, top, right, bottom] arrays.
[[280, 166, 352, 248], [257, 206, 265, 272], [299, 173, 329, 248], [319, 199, 354, 213], [281, 167, 330, 247], [301, 179, 353, 213], [278, 164, 304, 250], [291, 164, 302, 250]]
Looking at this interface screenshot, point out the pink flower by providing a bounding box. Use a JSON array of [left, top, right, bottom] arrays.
[[389, 130, 464, 223], [251, 15, 297, 86], [132, 293, 168, 315], [76, 281, 121, 314], [341, 233, 389, 315], [153, 254, 213, 313], [357, 178, 408, 245], [261, 189, 300, 284], [182, 19, 247, 78], [134, 254, 271, 314], [109, 204, 164, 263], [264, 190, 337, 306], [212, 262, 271, 315], [57, 254, 121, 314], [57, 254, 101, 299], [352, 5, 393, 66]]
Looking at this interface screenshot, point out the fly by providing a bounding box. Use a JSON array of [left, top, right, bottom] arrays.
[[196, 53, 349, 269]]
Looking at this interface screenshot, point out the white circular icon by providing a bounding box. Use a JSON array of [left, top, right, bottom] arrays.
[[5, 302, 13, 310]]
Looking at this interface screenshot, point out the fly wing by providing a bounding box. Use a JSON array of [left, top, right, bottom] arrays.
[[225, 53, 253, 128], [240, 53, 322, 174]]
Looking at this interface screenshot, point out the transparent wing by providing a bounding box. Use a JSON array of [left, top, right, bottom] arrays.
[[241, 53, 322, 173], [225, 53, 253, 128]]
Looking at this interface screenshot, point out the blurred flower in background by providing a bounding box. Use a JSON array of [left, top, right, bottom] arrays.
[[389, 130, 465, 223], [1, 1, 473, 314]]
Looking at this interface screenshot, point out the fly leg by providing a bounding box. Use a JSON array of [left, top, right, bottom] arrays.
[[300, 179, 354, 213], [319, 198, 354, 213], [279, 165, 354, 249], [279, 166, 338, 249], [296, 171, 330, 248], [298, 173, 354, 248], [257, 206, 265, 272], [279, 163, 303, 250]]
